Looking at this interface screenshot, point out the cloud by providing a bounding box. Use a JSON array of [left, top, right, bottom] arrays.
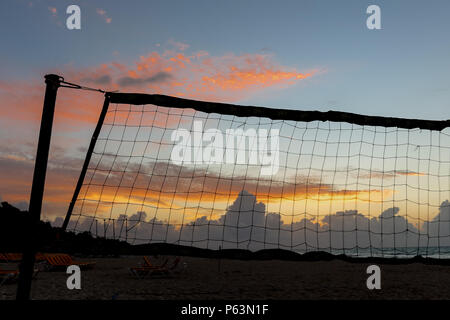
[[77, 160, 393, 212], [0, 44, 318, 219], [48, 7, 57, 16], [167, 40, 190, 51], [83, 74, 112, 85], [422, 200, 450, 247], [0, 78, 106, 128], [395, 170, 425, 176], [46, 6, 64, 27], [67, 50, 315, 101], [359, 170, 426, 180], [200, 54, 313, 91], [0, 46, 316, 131], [0, 148, 85, 218], [62, 189, 450, 253], [117, 71, 172, 87], [96, 8, 112, 24]]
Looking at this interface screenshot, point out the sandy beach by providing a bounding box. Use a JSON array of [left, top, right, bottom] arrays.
[[1, 255, 450, 300]]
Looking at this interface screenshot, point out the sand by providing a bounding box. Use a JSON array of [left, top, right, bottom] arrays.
[[1, 256, 450, 300]]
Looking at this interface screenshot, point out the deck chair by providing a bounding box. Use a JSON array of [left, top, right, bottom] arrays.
[[0, 266, 40, 286], [151, 257, 185, 275], [1, 253, 46, 264], [4, 253, 22, 262], [143, 256, 169, 268], [35, 253, 46, 262], [44, 254, 96, 271], [130, 257, 185, 278], [129, 256, 169, 279], [0, 268, 19, 276], [0, 252, 41, 278], [0, 268, 19, 286], [3, 252, 46, 262]]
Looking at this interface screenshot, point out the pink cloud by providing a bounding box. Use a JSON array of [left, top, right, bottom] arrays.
[[96, 8, 112, 24], [67, 49, 316, 102], [48, 7, 57, 16], [0, 44, 319, 217], [0, 46, 317, 130]]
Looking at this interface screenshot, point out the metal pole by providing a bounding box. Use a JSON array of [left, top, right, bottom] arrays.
[[62, 95, 110, 230], [16, 74, 61, 300]]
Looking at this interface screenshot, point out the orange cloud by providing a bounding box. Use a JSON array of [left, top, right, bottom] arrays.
[[0, 80, 105, 130], [0, 47, 316, 131], [74, 161, 395, 218], [0, 45, 318, 218], [200, 55, 313, 92], [0, 153, 82, 217], [96, 8, 112, 24], [67, 50, 315, 102], [359, 170, 426, 180], [395, 170, 425, 176], [48, 7, 57, 16]]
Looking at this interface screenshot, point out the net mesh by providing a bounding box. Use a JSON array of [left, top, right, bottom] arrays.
[[66, 99, 450, 258]]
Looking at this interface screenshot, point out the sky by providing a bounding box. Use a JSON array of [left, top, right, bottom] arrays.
[[1, 0, 450, 239]]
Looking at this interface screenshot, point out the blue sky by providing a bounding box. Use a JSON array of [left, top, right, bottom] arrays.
[[1, 0, 449, 118]]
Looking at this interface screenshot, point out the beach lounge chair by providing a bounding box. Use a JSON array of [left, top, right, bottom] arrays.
[[0, 267, 19, 286], [129, 256, 169, 278], [129, 256, 185, 278], [1, 253, 46, 273], [0, 267, 19, 276], [4, 253, 22, 262], [2, 253, 45, 263], [0, 266, 40, 286], [151, 257, 185, 275], [35, 253, 46, 261], [143, 256, 169, 268], [44, 254, 96, 270]]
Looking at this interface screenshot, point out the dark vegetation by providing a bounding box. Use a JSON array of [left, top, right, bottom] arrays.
[[1, 201, 450, 265], [0, 201, 128, 256]]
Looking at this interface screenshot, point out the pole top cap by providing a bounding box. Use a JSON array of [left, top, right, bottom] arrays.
[[44, 74, 63, 85]]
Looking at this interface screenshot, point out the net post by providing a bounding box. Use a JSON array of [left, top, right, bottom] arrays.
[[16, 74, 61, 300], [62, 94, 111, 231]]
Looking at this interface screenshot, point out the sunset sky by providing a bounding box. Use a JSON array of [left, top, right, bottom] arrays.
[[1, 0, 450, 226]]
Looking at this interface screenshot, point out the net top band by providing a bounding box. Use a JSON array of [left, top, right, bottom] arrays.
[[106, 92, 450, 131]]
